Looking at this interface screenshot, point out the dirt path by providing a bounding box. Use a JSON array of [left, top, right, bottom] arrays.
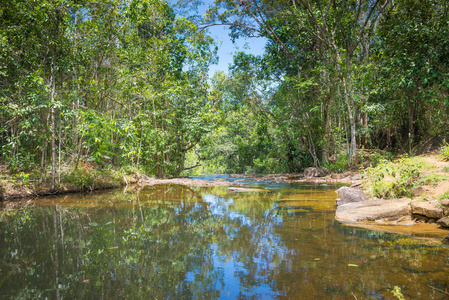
[[416, 155, 449, 200]]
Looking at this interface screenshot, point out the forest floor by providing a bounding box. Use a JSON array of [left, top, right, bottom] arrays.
[[415, 154, 449, 200]]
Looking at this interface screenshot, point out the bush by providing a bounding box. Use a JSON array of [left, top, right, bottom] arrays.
[[441, 143, 449, 161], [363, 157, 424, 198], [358, 149, 394, 168], [325, 155, 349, 173], [63, 168, 95, 190]]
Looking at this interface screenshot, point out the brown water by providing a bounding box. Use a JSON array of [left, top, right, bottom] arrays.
[[1, 182, 448, 299]]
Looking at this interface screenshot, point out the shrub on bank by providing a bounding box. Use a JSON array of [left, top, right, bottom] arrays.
[[363, 157, 426, 198], [441, 143, 449, 161]]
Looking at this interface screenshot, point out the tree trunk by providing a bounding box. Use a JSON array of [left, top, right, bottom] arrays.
[[50, 6, 61, 191], [50, 62, 56, 191]]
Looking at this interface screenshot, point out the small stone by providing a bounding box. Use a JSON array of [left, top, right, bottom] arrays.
[[410, 186, 425, 197], [414, 214, 429, 222], [437, 217, 449, 228]]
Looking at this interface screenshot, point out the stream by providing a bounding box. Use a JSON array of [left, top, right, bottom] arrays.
[[1, 181, 448, 299]]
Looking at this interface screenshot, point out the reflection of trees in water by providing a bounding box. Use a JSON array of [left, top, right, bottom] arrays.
[[0, 185, 290, 299], [2, 185, 448, 299], [0, 204, 217, 298]]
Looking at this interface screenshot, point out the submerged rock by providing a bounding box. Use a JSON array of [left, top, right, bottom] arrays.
[[336, 187, 368, 205], [227, 187, 266, 192], [336, 198, 412, 223]]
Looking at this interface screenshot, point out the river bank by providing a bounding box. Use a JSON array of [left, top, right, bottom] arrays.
[[2, 155, 449, 239], [0, 166, 357, 203], [334, 153, 449, 239], [0, 164, 145, 202]]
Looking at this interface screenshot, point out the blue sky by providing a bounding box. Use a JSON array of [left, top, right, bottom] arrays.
[[206, 25, 267, 77], [194, 1, 267, 77]]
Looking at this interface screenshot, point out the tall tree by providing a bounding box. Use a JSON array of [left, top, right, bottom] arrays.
[[206, 0, 391, 164]]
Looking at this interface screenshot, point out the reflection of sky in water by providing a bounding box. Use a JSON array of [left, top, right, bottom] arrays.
[[3, 182, 449, 299], [203, 194, 252, 227], [200, 193, 293, 298]]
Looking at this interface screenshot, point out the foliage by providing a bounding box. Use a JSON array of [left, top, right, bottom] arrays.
[[440, 143, 449, 161], [0, 0, 215, 181], [1, 0, 448, 180], [363, 157, 426, 198], [439, 192, 449, 201], [358, 150, 394, 168], [324, 155, 350, 173]]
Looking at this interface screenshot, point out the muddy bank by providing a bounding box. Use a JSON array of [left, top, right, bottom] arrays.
[[139, 177, 242, 187], [1, 167, 358, 203], [0, 172, 143, 202]]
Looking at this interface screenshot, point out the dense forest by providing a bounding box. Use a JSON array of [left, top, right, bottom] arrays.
[[1, 0, 448, 188]]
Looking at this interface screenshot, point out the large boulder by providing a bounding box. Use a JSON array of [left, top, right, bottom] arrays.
[[336, 198, 412, 223], [411, 201, 443, 219], [336, 187, 368, 205], [303, 167, 329, 178]]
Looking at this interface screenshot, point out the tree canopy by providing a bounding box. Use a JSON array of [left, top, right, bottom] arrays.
[[1, 0, 448, 180]]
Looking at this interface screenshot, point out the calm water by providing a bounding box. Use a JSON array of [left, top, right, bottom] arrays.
[[1, 182, 449, 299]]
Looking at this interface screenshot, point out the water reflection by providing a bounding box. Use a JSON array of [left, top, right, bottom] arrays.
[[0, 183, 448, 299]]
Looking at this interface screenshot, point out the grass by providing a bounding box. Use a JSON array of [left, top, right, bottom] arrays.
[[440, 191, 449, 200], [420, 173, 447, 187]]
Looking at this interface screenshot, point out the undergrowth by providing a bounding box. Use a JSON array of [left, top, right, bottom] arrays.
[[363, 157, 429, 198], [441, 143, 449, 161], [440, 191, 449, 200]]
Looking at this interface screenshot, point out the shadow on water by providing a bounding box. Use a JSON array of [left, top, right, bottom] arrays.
[[0, 182, 448, 299]]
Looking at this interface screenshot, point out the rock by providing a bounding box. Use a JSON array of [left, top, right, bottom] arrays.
[[336, 187, 368, 205], [331, 174, 345, 179], [286, 175, 304, 180], [444, 233, 449, 244], [410, 186, 426, 197], [441, 199, 449, 214], [303, 167, 329, 178], [336, 198, 412, 223], [415, 215, 429, 222], [411, 201, 443, 219], [227, 187, 265, 192], [350, 180, 363, 188], [437, 217, 449, 228], [351, 174, 362, 181]]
